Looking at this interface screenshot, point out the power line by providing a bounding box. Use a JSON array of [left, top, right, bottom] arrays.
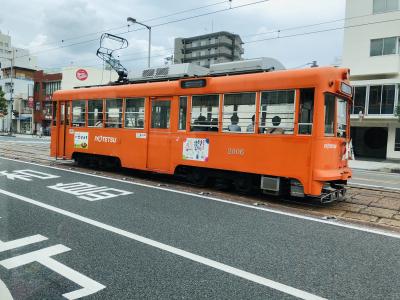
[[241, 12, 377, 39], [26, 0, 231, 51], [243, 17, 400, 44], [38, 15, 400, 71], [15, 0, 270, 60]]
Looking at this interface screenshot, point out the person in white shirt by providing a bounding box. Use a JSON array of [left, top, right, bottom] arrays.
[[228, 114, 241, 132]]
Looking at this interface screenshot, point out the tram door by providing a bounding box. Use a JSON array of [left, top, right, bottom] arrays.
[[147, 98, 171, 171], [57, 101, 69, 158]]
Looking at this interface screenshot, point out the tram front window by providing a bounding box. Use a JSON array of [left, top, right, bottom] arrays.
[[324, 94, 349, 138], [337, 98, 347, 138]]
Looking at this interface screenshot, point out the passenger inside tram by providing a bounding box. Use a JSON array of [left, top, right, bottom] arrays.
[[228, 114, 241, 132]]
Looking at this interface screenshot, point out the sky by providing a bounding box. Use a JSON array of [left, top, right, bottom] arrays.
[[0, 0, 346, 73]]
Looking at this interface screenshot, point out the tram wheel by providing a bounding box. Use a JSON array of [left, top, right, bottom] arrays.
[[234, 174, 254, 194], [187, 168, 209, 186]]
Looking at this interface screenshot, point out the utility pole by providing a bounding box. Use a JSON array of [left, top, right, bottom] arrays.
[[7, 49, 14, 135]]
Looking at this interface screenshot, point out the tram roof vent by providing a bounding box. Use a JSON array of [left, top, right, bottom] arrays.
[[209, 57, 285, 75], [134, 63, 209, 81]]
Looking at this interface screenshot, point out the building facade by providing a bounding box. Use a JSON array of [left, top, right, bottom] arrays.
[[174, 31, 244, 68], [0, 31, 37, 71], [0, 66, 35, 133], [342, 0, 400, 160], [33, 70, 62, 135], [32, 66, 118, 135]]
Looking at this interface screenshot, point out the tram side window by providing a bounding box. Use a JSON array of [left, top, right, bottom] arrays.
[[105, 99, 122, 128], [72, 101, 86, 127], [298, 88, 314, 135], [223, 93, 256, 133], [52, 102, 57, 126], [151, 100, 171, 129], [88, 100, 104, 127], [259, 90, 295, 134], [178, 96, 188, 130], [125, 98, 145, 129], [324, 94, 335, 136], [191, 94, 219, 131]]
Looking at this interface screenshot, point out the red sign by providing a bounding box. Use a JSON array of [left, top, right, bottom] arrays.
[[76, 69, 88, 81], [28, 97, 34, 108]]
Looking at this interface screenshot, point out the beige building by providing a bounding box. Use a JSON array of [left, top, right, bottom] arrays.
[[60, 66, 117, 90], [342, 0, 400, 160], [174, 31, 244, 68]]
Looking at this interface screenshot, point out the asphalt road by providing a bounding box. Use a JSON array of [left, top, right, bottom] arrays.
[[349, 169, 400, 191], [0, 157, 399, 299]]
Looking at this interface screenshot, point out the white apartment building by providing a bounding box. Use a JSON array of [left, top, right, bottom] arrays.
[[0, 31, 37, 71], [342, 0, 400, 160]]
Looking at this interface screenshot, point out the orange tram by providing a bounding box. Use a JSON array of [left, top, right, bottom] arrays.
[[51, 66, 352, 202]]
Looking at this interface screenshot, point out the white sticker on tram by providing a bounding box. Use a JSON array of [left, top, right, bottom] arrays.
[[0, 189, 325, 300], [0, 234, 105, 299], [47, 182, 133, 201]]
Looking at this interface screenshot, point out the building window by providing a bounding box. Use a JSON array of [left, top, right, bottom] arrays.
[[178, 96, 187, 130], [259, 90, 295, 134], [395, 128, 400, 151], [87, 100, 104, 127], [222, 92, 256, 133], [373, 0, 399, 13], [105, 99, 122, 128], [191, 94, 219, 131], [125, 98, 145, 129], [353, 86, 367, 114], [298, 88, 314, 135], [370, 37, 397, 56], [368, 85, 396, 114]]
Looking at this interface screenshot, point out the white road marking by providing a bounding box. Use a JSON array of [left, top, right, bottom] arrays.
[[0, 234, 48, 252], [0, 278, 13, 300], [348, 182, 400, 192], [1, 156, 400, 239], [48, 182, 133, 201], [0, 169, 59, 181], [0, 244, 105, 300], [0, 188, 325, 300], [350, 177, 400, 184]]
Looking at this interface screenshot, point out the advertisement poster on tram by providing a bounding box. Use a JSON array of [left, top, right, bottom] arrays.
[[74, 132, 89, 149], [182, 138, 209, 162]]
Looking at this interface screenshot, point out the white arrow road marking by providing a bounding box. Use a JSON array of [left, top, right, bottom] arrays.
[[0, 235, 48, 252], [0, 188, 325, 300], [0, 278, 13, 300], [0, 245, 105, 300]]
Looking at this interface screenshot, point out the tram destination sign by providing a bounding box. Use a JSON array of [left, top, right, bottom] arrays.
[[181, 79, 206, 89]]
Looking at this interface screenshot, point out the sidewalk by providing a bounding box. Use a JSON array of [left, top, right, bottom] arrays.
[[349, 159, 400, 173], [0, 133, 50, 140]]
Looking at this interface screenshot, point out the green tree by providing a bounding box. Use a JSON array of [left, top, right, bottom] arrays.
[[0, 86, 7, 116]]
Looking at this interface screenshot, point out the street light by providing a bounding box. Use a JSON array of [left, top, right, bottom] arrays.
[[127, 17, 151, 68]]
